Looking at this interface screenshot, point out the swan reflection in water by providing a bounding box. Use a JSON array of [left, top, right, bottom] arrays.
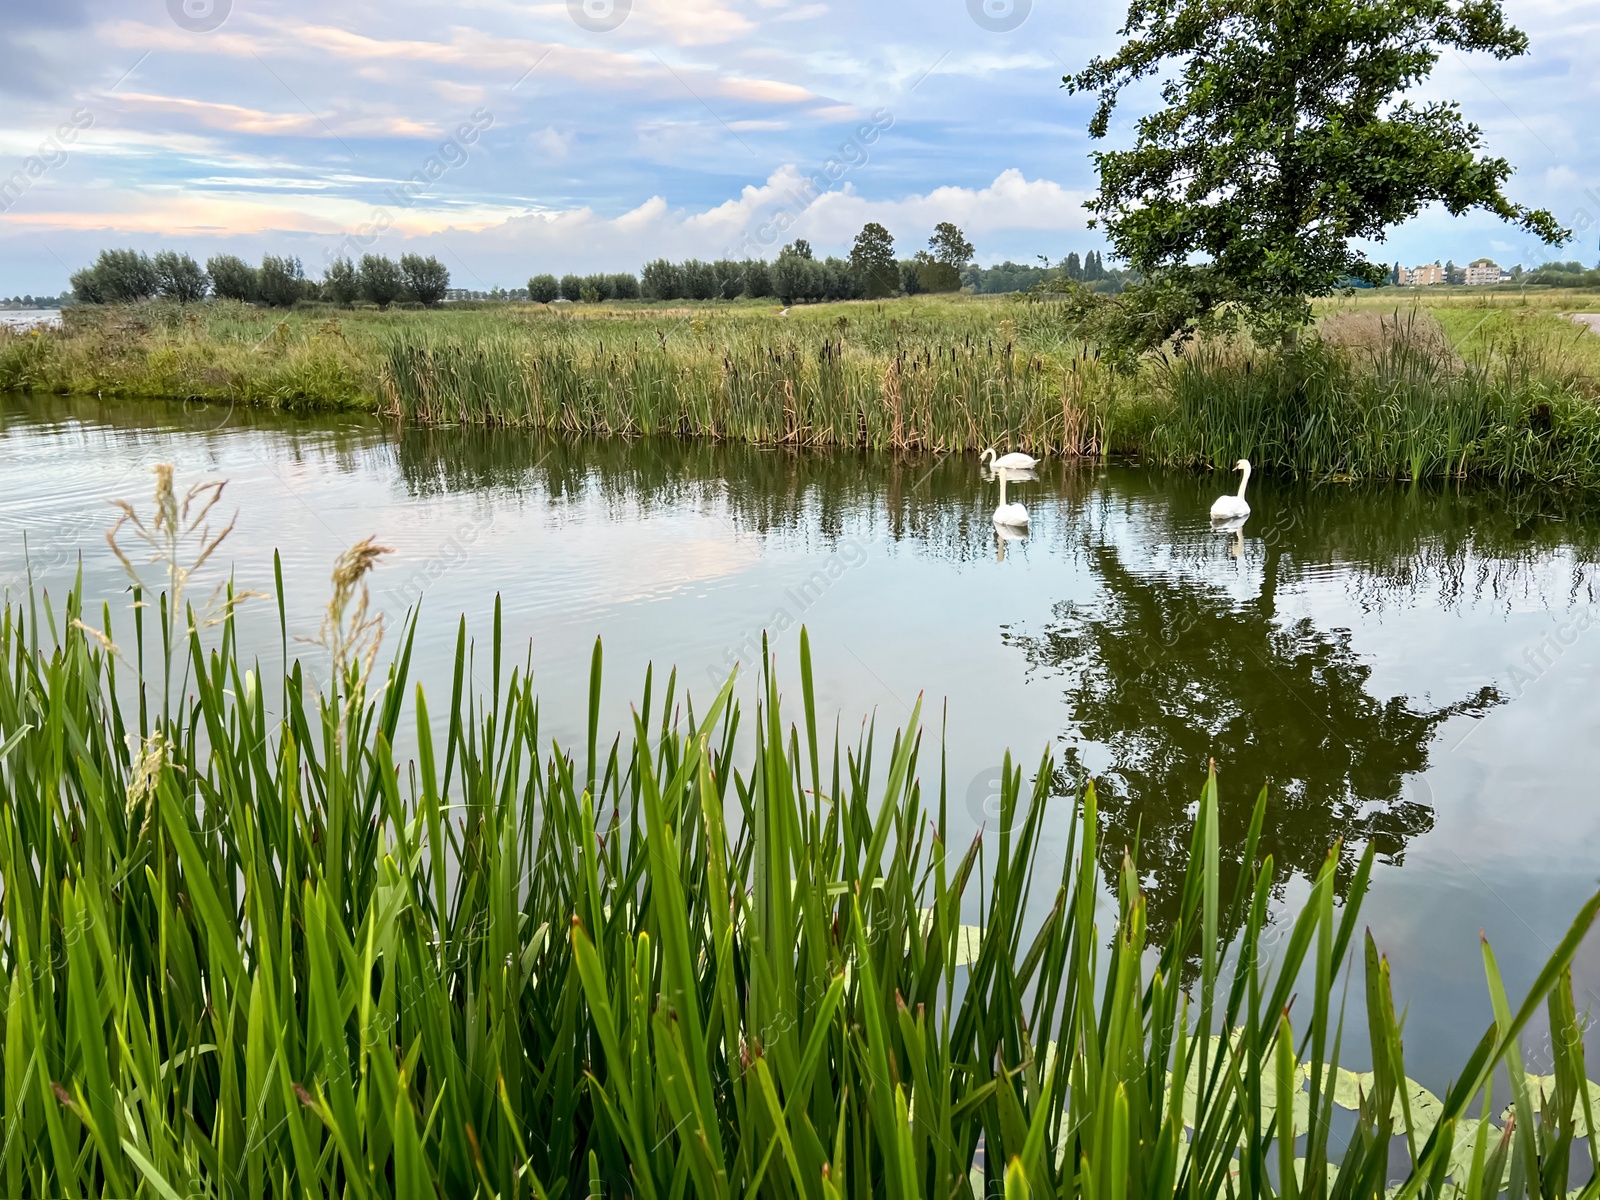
[[994, 521, 1027, 562], [1212, 512, 1248, 559], [991, 466, 1035, 533]]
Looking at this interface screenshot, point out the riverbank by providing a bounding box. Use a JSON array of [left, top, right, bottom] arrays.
[[4, 292, 1600, 485]]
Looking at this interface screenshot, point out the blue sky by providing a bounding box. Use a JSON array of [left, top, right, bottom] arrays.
[[1, 0, 1596, 296]]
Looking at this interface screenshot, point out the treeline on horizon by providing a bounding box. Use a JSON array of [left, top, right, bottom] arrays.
[[53, 229, 1597, 313], [56, 220, 1138, 312], [67, 249, 450, 309]]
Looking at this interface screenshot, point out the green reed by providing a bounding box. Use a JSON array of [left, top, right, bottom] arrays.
[[4, 470, 1600, 1199], [377, 327, 1116, 455], [1152, 337, 1600, 486]]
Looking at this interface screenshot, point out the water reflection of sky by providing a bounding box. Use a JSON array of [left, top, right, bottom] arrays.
[[3, 394, 1600, 1089]]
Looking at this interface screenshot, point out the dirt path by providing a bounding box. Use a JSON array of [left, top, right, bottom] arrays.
[[1566, 313, 1600, 335]]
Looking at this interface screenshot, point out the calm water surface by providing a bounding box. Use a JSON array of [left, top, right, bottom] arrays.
[[4, 393, 1600, 1089], [0, 309, 63, 330]]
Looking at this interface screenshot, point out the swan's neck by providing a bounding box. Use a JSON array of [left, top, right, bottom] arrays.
[[1237, 463, 1252, 498], [998, 474, 1008, 505], [983, 448, 995, 465]]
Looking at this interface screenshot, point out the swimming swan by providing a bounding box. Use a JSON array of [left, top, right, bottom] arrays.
[[982, 447, 1038, 472], [1209, 459, 1252, 521]]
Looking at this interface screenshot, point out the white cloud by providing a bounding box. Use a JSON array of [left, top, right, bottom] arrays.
[[531, 127, 574, 159]]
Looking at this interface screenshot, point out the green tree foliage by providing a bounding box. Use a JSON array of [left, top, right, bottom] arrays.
[[207, 254, 258, 303], [400, 254, 450, 307], [928, 221, 974, 269], [580, 273, 613, 302], [609, 272, 641, 300], [680, 260, 716, 301], [257, 255, 307, 307], [773, 245, 824, 304], [528, 273, 560, 304], [742, 259, 772, 299], [358, 254, 405, 309], [849, 222, 898, 299], [640, 260, 683, 301], [711, 260, 745, 301], [70, 249, 159, 304], [152, 251, 209, 303], [913, 249, 960, 294], [1068, 0, 1568, 345], [558, 273, 584, 302], [1529, 261, 1600, 287], [322, 257, 360, 306], [67, 266, 106, 305]]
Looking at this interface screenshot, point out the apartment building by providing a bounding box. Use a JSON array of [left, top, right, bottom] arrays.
[[1399, 262, 1445, 286], [1465, 258, 1504, 285]]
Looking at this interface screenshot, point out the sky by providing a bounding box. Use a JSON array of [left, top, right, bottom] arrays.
[[1, 0, 1598, 297]]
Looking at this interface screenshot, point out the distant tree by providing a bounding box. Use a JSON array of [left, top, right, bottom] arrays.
[[528, 273, 560, 303], [69, 265, 107, 304], [153, 251, 209, 303], [359, 255, 405, 309], [742, 259, 773, 299], [74, 250, 159, 303], [581, 273, 614, 302], [786, 239, 814, 260], [640, 259, 683, 301], [1444, 259, 1463, 285], [774, 246, 824, 304], [822, 256, 863, 301], [1068, 0, 1566, 345], [1064, 251, 1083, 281], [400, 254, 450, 307], [914, 249, 961, 294], [712, 260, 746, 301], [257, 255, 307, 307], [322, 257, 361, 306], [928, 222, 974, 270], [559, 273, 585, 301], [898, 260, 925, 296], [609, 272, 641, 300], [680, 260, 717, 301], [208, 255, 259, 303], [849, 222, 898, 298]]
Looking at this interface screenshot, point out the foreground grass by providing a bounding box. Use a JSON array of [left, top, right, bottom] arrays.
[[5, 293, 1600, 485], [4, 472, 1600, 1198]]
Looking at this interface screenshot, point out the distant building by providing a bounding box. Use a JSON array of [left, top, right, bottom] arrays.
[[1465, 258, 1502, 286], [1400, 263, 1444, 286]]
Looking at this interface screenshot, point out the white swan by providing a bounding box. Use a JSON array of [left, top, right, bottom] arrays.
[[1209, 458, 1252, 521], [993, 471, 1029, 528], [982, 447, 1038, 472]]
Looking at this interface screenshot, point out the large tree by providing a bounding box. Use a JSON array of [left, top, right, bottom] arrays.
[[359, 255, 405, 309], [153, 251, 209, 304], [1068, 0, 1566, 344], [400, 254, 450, 307], [849, 222, 898, 298]]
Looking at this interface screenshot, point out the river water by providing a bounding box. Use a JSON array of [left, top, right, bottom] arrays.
[[3, 392, 1599, 1090], [0, 309, 64, 330]]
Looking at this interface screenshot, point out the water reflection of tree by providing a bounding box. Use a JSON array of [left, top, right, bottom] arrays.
[[1004, 538, 1501, 945]]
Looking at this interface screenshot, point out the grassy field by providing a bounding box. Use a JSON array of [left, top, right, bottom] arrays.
[[4, 290, 1600, 485], [4, 475, 1600, 1198]]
